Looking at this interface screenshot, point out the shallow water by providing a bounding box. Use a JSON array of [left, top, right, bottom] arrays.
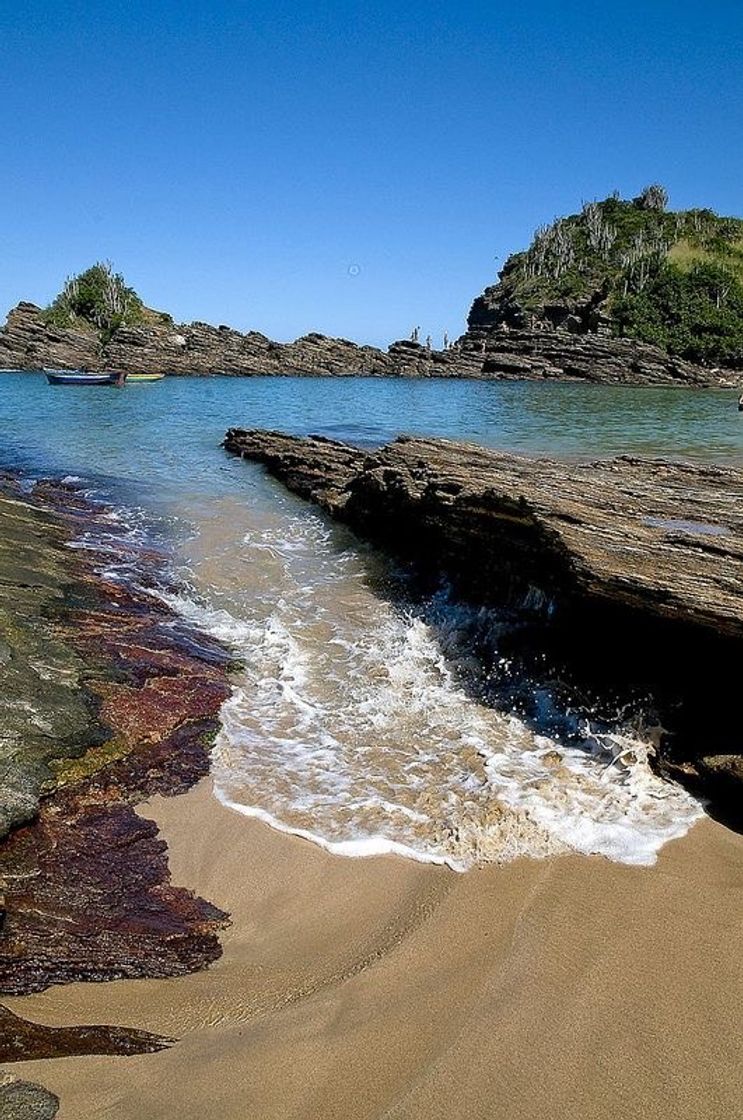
[[3, 371, 735, 867]]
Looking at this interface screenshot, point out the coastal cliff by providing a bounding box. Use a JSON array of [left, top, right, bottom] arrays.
[[224, 429, 743, 814]]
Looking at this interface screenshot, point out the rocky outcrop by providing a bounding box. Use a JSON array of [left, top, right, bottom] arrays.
[[0, 301, 480, 379], [0, 303, 101, 372], [456, 192, 743, 381], [0, 476, 231, 1014], [455, 321, 736, 386], [0, 487, 93, 838], [2, 297, 736, 384], [457, 276, 743, 385], [224, 429, 743, 813], [0, 1005, 171, 1062], [0, 1074, 59, 1119]]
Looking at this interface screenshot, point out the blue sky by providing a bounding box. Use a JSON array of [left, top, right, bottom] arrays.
[[1, 1, 742, 346]]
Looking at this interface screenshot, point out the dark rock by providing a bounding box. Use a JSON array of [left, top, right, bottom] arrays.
[[0, 303, 99, 371], [1, 294, 737, 384], [0, 490, 97, 839], [224, 428, 743, 812], [0, 478, 231, 998], [458, 323, 739, 386], [0, 302, 481, 378], [0, 741, 227, 995], [0, 1076, 59, 1119], [459, 277, 743, 387], [223, 429, 743, 637], [0, 1005, 171, 1062]]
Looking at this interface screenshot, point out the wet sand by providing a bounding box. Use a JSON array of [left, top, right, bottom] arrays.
[[6, 780, 743, 1120]]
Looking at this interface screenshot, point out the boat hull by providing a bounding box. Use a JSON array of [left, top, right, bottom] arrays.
[[125, 373, 166, 382], [45, 371, 118, 386]]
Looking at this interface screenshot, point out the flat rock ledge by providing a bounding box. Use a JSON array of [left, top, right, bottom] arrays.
[[224, 429, 743, 813]]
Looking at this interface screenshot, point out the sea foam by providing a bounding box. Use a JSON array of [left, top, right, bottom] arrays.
[[159, 502, 703, 871]]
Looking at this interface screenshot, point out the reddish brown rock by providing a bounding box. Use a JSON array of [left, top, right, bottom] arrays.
[[0, 1005, 171, 1062], [0, 478, 232, 1015]]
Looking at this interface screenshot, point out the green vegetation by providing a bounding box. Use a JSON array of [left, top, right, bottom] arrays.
[[44, 261, 145, 344], [614, 262, 743, 364], [494, 187, 743, 365]]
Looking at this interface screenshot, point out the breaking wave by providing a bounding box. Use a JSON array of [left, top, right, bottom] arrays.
[[158, 501, 703, 871]]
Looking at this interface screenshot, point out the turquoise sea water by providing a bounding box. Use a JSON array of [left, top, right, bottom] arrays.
[[2, 371, 734, 868], [2, 375, 742, 496]]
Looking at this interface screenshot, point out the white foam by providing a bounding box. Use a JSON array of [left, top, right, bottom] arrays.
[[211, 789, 466, 869], [159, 501, 703, 872]]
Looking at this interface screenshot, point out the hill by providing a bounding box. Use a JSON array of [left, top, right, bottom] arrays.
[[465, 186, 743, 367]]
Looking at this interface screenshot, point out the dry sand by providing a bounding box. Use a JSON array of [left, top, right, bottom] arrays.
[[5, 779, 743, 1120]]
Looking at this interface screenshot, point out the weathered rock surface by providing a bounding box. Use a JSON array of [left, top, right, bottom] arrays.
[[0, 1005, 171, 1062], [0, 1074, 59, 1119], [224, 429, 743, 810], [0, 303, 101, 372], [0, 478, 231, 1017], [1, 297, 736, 384], [455, 322, 739, 386], [0, 491, 93, 838], [0, 301, 480, 379], [223, 429, 743, 637]]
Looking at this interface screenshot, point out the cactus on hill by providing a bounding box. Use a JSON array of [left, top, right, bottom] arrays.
[[470, 187, 743, 366]]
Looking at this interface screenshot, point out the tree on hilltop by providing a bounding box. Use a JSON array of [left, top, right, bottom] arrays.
[[45, 261, 145, 342]]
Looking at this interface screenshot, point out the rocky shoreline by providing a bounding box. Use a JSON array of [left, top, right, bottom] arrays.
[[224, 429, 743, 816], [0, 476, 232, 1066], [1, 298, 740, 386]]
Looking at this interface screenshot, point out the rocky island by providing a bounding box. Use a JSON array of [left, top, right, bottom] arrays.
[[2, 188, 743, 386]]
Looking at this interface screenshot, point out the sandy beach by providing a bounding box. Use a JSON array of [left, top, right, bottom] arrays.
[[5, 779, 743, 1120]]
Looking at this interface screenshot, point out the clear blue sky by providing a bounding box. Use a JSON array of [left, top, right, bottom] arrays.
[[1, 1, 742, 346]]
